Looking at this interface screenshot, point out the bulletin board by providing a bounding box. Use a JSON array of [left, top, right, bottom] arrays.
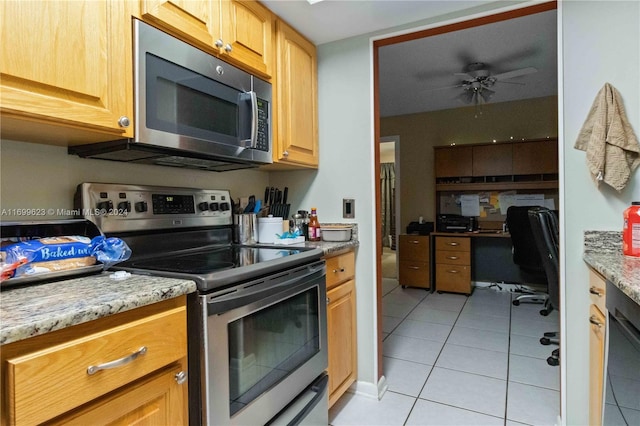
[[439, 189, 559, 222]]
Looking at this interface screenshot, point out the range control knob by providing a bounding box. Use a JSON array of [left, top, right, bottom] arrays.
[[96, 200, 113, 213], [209, 202, 219, 211], [117, 201, 131, 214], [220, 202, 230, 211], [198, 202, 210, 211], [134, 201, 148, 213]]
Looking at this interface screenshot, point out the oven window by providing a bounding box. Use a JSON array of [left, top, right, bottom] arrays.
[[145, 53, 240, 144], [227, 287, 320, 416]]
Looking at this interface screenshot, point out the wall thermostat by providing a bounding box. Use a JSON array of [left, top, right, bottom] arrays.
[[343, 199, 355, 219]]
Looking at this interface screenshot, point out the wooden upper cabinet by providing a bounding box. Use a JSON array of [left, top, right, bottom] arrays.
[[434, 146, 472, 178], [0, 0, 134, 144], [141, 0, 273, 79], [141, 0, 217, 47], [513, 139, 558, 175], [472, 144, 513, 176], [273, 20, 318, 167], [221, 0, 273, 79]]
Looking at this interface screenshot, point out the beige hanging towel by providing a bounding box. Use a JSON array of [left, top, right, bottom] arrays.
[[574, 83, 640, 192]]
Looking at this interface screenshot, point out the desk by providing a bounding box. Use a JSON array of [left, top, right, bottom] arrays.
[[431, 231, 537, 294]]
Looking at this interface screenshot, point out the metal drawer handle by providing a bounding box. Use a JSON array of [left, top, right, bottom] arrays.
[[589, 315, 604, 328], [448, 242, 459, 246], [447, 269, 459, 274], [333, 268, 345, 273], [447, 256, 459, 260], [589, 287, 603, 297], [408, 266, 420, 270], [87, 346, 147, 375], [410, 240, 420, 244], [175, 371, 187, 385]]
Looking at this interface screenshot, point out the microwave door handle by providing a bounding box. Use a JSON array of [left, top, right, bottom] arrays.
[[240, 91, 258, 149]]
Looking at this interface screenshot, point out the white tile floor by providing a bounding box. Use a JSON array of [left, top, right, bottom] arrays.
[[329, 278, 561, 426]]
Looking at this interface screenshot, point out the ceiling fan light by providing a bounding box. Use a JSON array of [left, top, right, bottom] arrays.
[[479, 88, 495, 103], [456, 89, 475, 104]]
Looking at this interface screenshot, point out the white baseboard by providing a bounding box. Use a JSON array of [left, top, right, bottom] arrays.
[[345, 377, 388, 401]]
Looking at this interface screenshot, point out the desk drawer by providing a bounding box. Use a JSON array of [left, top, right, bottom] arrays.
[[436, 265, 471, 294], [399, 235, 429, 262], [399, 261, 430, 288], [435, 250, 470, 266], [435, 236, 470, 252], [6, 305, 187, 425], [325, 250, 355, 289]]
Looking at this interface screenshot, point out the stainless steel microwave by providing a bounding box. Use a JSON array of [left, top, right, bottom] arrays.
[[70, 19, 272, 171]]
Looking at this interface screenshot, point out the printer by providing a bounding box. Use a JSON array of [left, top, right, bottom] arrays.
[[436, 214, 477, 233]]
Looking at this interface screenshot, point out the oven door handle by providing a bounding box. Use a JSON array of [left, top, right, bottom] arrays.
[[266, 373, 328, 426], [207, 262, 326, 314]]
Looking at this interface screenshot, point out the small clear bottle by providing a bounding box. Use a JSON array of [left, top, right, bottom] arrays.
[[308, 207, 321, 241]]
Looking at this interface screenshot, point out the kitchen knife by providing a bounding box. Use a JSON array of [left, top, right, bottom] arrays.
[[264, 186, 270, 205], [269, 187, 275, 205], [282, 187, 288, 204]]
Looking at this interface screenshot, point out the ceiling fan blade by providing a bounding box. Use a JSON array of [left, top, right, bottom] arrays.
[[453, 72, 475, 80], [492, 67, 538, 81], [421, 83, 465, 92]]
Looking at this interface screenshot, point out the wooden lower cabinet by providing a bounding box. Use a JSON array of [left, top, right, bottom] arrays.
[[588, 269, 607, 426], [325, 250, 357, 408], [398, 235, 430, 289], [1, 296, 188, 426], [434, 236, 472, 295]]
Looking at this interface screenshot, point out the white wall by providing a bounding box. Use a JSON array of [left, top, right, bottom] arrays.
[[301, 0, 640, 422], [0, 139, 270, 218], [561, 1, 639, 424]]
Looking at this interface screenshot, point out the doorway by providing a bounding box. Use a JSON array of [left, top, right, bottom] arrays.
[[373, 0, 559, 412]]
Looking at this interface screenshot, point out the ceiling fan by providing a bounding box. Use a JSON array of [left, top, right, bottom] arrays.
[[450, 62, 538, 105]]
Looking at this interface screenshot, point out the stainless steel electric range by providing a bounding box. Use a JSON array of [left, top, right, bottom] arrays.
[[76, 183, 329, 426]]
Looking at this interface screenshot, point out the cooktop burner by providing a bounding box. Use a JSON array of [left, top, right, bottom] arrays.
[[126, 246, 305, 275]]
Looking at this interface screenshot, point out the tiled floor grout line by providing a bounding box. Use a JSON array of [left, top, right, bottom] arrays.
[[504, 292, 514, 426]]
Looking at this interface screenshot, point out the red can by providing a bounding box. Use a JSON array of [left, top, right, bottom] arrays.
[[623, 202, 640, 257]]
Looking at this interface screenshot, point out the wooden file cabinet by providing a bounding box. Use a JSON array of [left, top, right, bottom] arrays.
[[435, 235, 472, 295], [398, 235, 430, 289]]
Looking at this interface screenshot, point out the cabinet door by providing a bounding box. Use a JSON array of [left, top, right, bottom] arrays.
[[274, 20, 318, 167], [141, 0, 217, 48], [1, 0, 133, 142], [472, 144, 513, 176], [513, 140, 558, 175], [589, 304, 606, 426], [327, 279, 357, 408], [434, 146, 473, 178], [51, 361, 188, 426], [221, 0, 273, 78]]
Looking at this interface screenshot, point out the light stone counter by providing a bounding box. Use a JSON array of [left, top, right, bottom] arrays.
[[583, 230, 640, 306], [0, 272, 196, 345]]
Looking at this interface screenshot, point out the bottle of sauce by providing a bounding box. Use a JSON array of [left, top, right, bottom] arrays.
[[308, 207, 321, 241], [623, 201, 640, 257]]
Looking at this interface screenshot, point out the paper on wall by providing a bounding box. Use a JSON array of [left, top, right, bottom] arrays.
[[515, 194, 545, 206], [460, 194, 480, 217], [544, 199, 556, 210], [498, 191, 517, 215]]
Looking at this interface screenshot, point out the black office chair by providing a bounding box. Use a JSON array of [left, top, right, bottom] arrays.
[[528, 207, 561, 366], [506, 206, 550, 313]]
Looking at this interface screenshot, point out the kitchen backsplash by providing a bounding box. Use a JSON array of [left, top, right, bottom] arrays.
[[0, 139, 271, 221]]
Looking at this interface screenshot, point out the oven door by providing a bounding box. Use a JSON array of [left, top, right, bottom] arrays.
[[202, 260, 327, 426]]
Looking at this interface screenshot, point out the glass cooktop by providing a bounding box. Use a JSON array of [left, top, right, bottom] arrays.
[[126, 246, 304, 275]]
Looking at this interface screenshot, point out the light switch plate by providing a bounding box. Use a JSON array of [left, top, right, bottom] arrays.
[[343, 199, 355, 218]]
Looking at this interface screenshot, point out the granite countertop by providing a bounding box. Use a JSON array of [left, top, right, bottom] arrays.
[[0, 273, 196, 345], [0, 234, 358, 346], [583, 231, 640, 305]]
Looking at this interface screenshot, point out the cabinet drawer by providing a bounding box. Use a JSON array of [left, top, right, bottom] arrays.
[[325, 250, 355, 289], [588, 269, 607, 313], [399, 261, 430, 288], [435, 236, 470, 252], [399, 235, 429, 261], [435, 250, 470, 266], [6, 305, 187, 425], [436, 264, 471, 294]]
